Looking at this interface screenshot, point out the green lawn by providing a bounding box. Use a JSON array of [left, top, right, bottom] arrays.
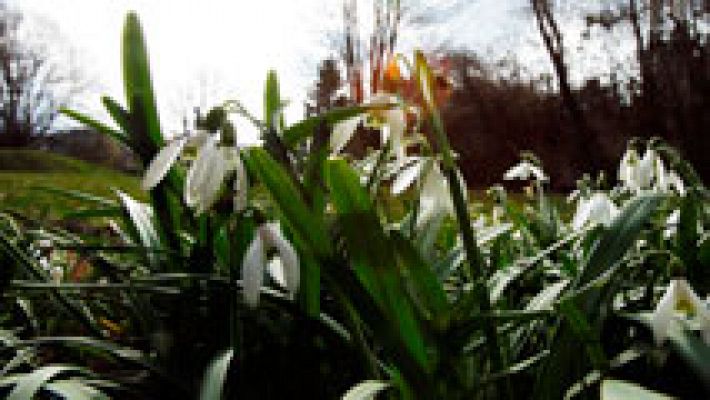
[[0, 149, 146, 222]]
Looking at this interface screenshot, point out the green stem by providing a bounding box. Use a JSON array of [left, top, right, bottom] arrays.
[[427, 101, 508, 398]]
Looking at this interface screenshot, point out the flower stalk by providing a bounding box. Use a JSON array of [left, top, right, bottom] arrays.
[[415, 51, 507, 396]]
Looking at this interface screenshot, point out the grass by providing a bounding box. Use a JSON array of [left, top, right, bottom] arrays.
[[0, 149, 146, 222]]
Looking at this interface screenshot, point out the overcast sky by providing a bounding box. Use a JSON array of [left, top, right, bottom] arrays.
[[13, 0, 637, 143]]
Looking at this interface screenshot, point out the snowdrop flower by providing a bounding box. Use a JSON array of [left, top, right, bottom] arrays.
[[504, 160, 548, 182], [618, 147, 640, 190], [656, 164, 686, 197], [619, 147, 684, 195], [242, 222, 299, 307], [571, 192, 619, 230], [665, 170, 685, 196], [391, 157, 425, 195], [329, 93, 407, 165], [142, 131, 248, 215], [142, 130, 209, 190], [637, 148, 657, 189], [650, 278, 710, 345], [416, 162, 466, 227], [184, 137, 248, 215], [331, 114, 365, 155], [371, 93, 408, 167], [619, 147, 655, 192]]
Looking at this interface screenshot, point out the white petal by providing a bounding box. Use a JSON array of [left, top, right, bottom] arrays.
[[261, 223, 300, 297], [385, 108, 407, 167], [142, 137, 187, 190], [651, 280, 678, 345], [666, 171, 685, 196], [196, 149, 231, 214], [331, 115, 363, 154], [242, 234, 266, 307], [186, 141, 229, 214], [504, 162, 528, 180], [638, 149, 657, 189], [417, 163, 453, 227], [391, 159, 424, 195], [572, 193, 617, 229], [675, 281, 710, 346], [572, 197, 593, 231], [504, 161, 546, 181], [267, 258, 287, 288], [530, 165, 548, 182], [185, 139, 216, 206], [619, 148, 638, 189]]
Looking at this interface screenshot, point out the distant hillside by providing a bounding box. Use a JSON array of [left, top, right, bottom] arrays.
[[31, 129, 140, 173], [0, 149, 98, 172], [0, 150, 146, 222]]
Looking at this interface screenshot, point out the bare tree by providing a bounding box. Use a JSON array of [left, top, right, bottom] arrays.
[[529, 0, 599, 161], [0, 2, 86, 147]]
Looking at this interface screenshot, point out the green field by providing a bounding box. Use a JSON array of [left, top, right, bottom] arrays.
[[0, 149, 146, 222]]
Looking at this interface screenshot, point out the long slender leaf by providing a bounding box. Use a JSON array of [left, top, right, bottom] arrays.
[[122, 12, 162, 148], [342, 380, 389, 400], [199, 349, 234, 400], [244, 148, 330, 257]]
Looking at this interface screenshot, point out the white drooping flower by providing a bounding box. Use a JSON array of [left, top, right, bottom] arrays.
[[391, 157, 425, 196], [618, 146, 685, 196], [184, 137, 248, 215], [142, 131, 248, 215], [329, 92, 407, 165], [241, 222, 299, 307], [618, 147, 640, 191], [416, 162, 465, 227], [331, 114, 365, 155], [503, 160, 548, 182], [637, 148, 657, 189], [656, 164, 686, 197], [571, 192, 620, 230], [142, 130, 209, 190], [650, 278, 710, 346]]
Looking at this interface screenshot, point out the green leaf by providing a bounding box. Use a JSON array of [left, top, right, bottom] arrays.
[[45, 379, 111, 400], [325, 159, 432, 374], [244, 148, 330, 257], [579, 195, 662, 285], [30, 186, 118, 208], [0, 231, 104, 337], [60, 108, 129, 147], [601, 379, 671, 400], [342, 380, 389, 400], [61, 207, 124, 220], [264, 70, 283, 131], [199, 349, 233, 400], [101, 96, 131, 134], [122, 12, 163, 148], [391, 231, 448, 323], [666, 320, 710, 390], [534, 197, 661, 399], [5, 365, 83, 400], [282, 105, 374, 148], [115, 190, 161, 266], [558, 299, 607, 370]]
